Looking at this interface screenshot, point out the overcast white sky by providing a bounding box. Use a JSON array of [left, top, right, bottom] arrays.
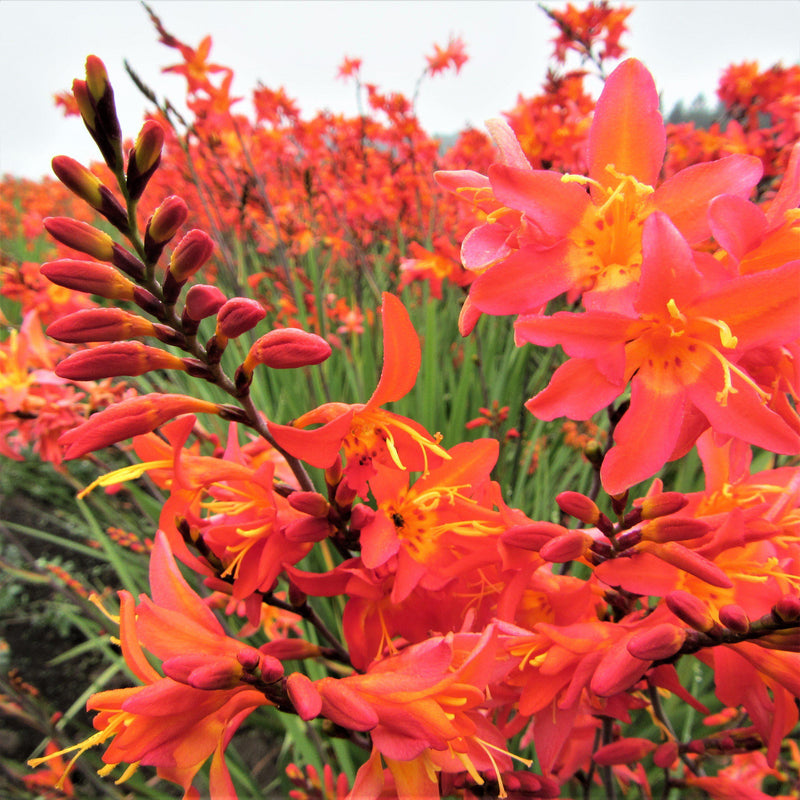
[[1, 1, 799, 179]]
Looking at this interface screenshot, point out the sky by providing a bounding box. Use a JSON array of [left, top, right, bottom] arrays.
[[1, 1, 799, 180]]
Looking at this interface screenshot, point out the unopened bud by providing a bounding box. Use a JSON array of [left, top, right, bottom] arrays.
[[556, 491, 600, 525], [500, 521, 564, 551], [51, 156, 128, 232], [184, 284, 227, 322], [641, 517, 710, 544], [145, 195, 188, 263], [638, 541, 733, 589], [349, 504, 375, 530], [653, 742, 679, 769], [216, 297, 266, 339], [718, 604, 750, 633], [593, 737, 656, 766], [44, 217, 114, 261], [127, 119, 165, 200], [168, 229, 215, 283], [317, 678, 379, 731], [83, 56, 124, 172], [288, 492, 330, 517], [638, 491, 689, 519], [261, 639, 322, 662], [55, 341, 187, 380], [285, 672, 322, 721], [236, 647, 262, 673], [258, 654, 286, 683], [774, 594, 800, 622], [284, 517, 330, 543], [242, 328, 332, 372], [627, 623, 687, 660], [665, 590, 717, 633], [41, 259, 136, 301], [540, 529, 590, 563], [46, 308, 156, 343], [334, 480, 358, 507]]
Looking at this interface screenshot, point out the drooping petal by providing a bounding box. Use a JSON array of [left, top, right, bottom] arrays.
[[485, 117, 531, 170], [268, 408, 356, 468], [601, 375, 686, 495], [367, 293, 420, 409], [654, 154, 763, 243], [525, 358, 623, 421], [589, 58, 665, 192], [469, 244, 574, 315]]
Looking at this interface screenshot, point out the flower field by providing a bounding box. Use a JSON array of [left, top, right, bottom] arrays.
[[1, 3, 799, 798]]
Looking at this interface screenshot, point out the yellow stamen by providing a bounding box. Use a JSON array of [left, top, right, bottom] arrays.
[[78, 459, 173, 499]]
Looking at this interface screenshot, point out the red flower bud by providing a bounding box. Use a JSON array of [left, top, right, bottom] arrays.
[[653, 742, 679, 769], [236, 647, 262, 673], [284, 517, 330, 543], [638, 491, 689, 519], [58, 393, 220, 459], [258, 654, 286, 683], [216, 297, 266, 338], [627, 623, 687, 660], [41, 259, 136, 301], [44, 217, 114, 261], [184, 284, 227, 321], [500, 521, 564, 551], [591, 643, 651, 697], [51, 156, 128, 233], [260, 639, 323, 662], [638, 541, 733, 588], [168, 229, 215, 283], [288, 491, 330, 517], [641, 517, 710, 544], [146, 195, 188, 248], [317, 678, 379, 731], [556, 491, 600, 525], [46, 308, 156, 343], [243, 328, 332, 372], [55, 341, 187, 380], [349, 504, 376, 530], [593, 737, 656, 766], [774, 594, 800, 622], [540, 529, 591, 563], [718, 604, 750, 633], [127, 119, 164, 199], [81, 56, 123, 172], [666, 590, 717, 633], [85, 54, 110, 102], [285, 672, 322, 721]]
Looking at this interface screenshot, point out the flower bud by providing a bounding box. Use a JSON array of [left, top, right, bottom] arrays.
[[51, 156, 128, 232], [46, 308, 156, 343], [638, 491, 689, 519], [349, 504, 375, 530], [641, 517, 710, 544], [317, 678, 379, 731], [236, 647, 262, 673], [44, 217, 114, 261], [216, 298, 266, 339], [82, 56, 124, 172], [774, 594, 800, 622], [184, 284, 226, 321], [55, 341, 187, 380], [127, 119, 165, 200], [593, 737, 656, 766], [145, 195, 188, 263], [242, 328, 332, 372], [627, 623, 687, 660], [168, 229, 215, 283], [556, 491, 600, 525], [718, 604, 750, 634], [41, 259, 136, 301], [665, 590, 717, 633], [540, 529, 591, 563], [260, 639, 322, 662], [258, 654, 286, 683], [288, 491, 330, 517], [284, 517, 330, 543], [285, 672, 322, 721], [638, 541, 733, 589], [653, 742, 679, 769], [500, 521, 564, 551]]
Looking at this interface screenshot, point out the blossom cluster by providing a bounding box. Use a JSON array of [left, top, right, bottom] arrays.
[[2, 3, 798, 799]]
